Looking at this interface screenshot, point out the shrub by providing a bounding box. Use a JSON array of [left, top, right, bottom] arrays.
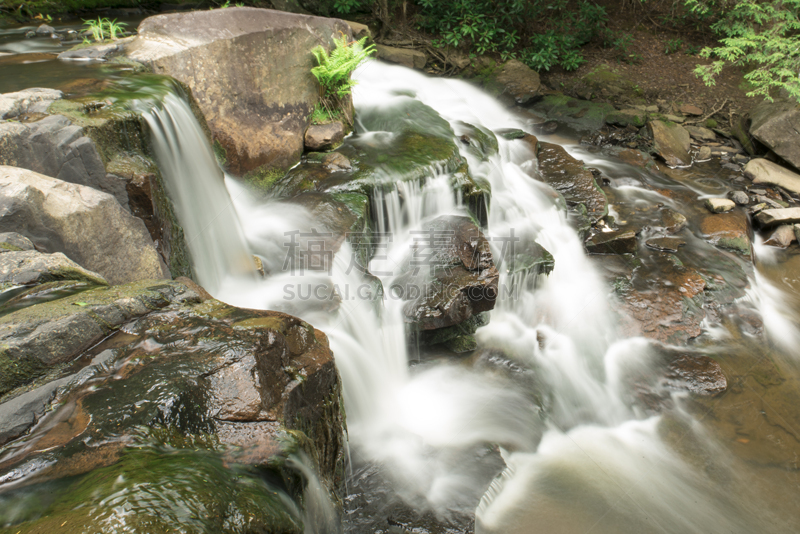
[[310, 35, 375, 122]]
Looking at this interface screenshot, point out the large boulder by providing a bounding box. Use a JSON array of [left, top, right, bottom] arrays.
[[0, 166, 168, 284], [375, 44, 427, 69], [648, 120, 692, 166], [493, 59, 541, 105], [0, 249, 107, 288], [126, 7, 353, 175], [749, 98, 800, 172], [0, 114, 129, 207], [744, 158, 800, 196]]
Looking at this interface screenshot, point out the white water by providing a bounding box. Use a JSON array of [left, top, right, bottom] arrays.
[[144, 62, 799, 532]]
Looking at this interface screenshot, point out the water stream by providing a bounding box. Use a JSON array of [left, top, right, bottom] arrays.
[[141, 60, 800, 532]]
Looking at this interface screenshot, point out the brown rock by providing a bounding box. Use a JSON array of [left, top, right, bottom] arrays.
[[126, 7, 353, 175], [699, 211, 751, 254], [494, 59, 541, 105], [645, 237, 685, 253], [375, 44, 426, 69], [661, 207, 687, 234], [662, 354, 727, 396], [679, 104, 703, 116], [648, 120, 692, 166], [755, 207, 800, 228], [764, 225, 797, 248], [537, 141, 608, 222], [305, 122, 346, 152], [585, 230, 637, 254]]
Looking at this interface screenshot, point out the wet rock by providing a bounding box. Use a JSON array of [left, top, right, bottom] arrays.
[[454, 121, 499, 161], [764, 225, 797, 248], [0, 232, 34, 252], [679, 104, 703, 116], [585, 230, 637, 254], [58, 39, 130, 60], [494, 59, 541, 105], [322, 151, 351, 171], [733, 153, 749, 164], [645, 237, 686, 253], [536, 141, 608, 222], [618, 148, 657, 169], [648, 120, 692, 166], [704, 198, 735, 214], [530, 94, 615, 132], [606, 108, 647, 128], [375, 44, 427, 69], [304, 121, 345, 152], [685, 125, 716, 141], [444, 334, 478, 354], [395, 215, 499, 332], [0, 167, 167, 285], [754, 207, 800, 229], [748, 97, 800, 172], [661, 208, 687, 234], [0, 376, 70, 446], [662, 354, 727, 396], [0, 279, 197, 396], [0, 87, 62, 120], [697, 146, 712, 160], [743, 158, 800, 196], [729, 190, 750, 205], [35, 24, 55, 35], [0, 250, 108, 288], [0, 114, 130, 208], [127, 7, 353, 175], [699, 211, 751, 254]]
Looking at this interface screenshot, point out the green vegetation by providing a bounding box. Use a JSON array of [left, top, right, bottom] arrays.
[[687, 0, 800, 102], [310, 34, 375, 123], [309, 102, 341, 124], [82, 17, 127, 42]]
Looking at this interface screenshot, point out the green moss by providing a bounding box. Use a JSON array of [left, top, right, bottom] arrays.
[[0, 350, 47, 396], [0, 242, 22, 251], [705, 118, 718, 129], [244, 165, 286, 197], [212, 139, 227, 167]]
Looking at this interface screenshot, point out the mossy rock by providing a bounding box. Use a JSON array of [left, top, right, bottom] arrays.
[[531, 94, 616, 132]]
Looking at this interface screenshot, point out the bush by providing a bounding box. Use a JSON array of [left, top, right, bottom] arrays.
[[310, 35, 375, 122]]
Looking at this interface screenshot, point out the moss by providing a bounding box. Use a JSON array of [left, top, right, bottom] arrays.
[[212, 139, 227, 167], [444, 334, 478, 353], [0, 242, 22, 251], [705, 118, 718, 129], [243, 165, 286, 197], [0, 350, 47, 396]]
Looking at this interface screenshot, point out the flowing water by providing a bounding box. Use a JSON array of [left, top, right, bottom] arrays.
[[4, 49, 798, 531]]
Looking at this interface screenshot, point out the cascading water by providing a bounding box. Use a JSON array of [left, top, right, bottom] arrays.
[[144, 60, 800, 533]]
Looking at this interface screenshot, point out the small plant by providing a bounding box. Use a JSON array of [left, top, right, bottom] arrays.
[[665, 38, 683, 55], [82, 17, 127, 42], [310, 35, 375, 124], [685, 44, 701, 56], [309, 103, 341, 124], [561, 49, 586, 71]]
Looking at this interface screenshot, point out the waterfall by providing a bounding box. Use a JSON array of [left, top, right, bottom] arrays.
[[144, 62, 799, 533]]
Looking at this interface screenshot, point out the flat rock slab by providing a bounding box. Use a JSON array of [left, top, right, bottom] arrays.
[[0, 88, 61, 120], [699, 211, 751, 254], [749, 98, 800, 172], [744, 158, 800, 196], [586, 230, 637, 254], [685, 125, 716, 141], [0, 166, 166, 285], [705, 198, 735, 214], [0, 250, 107, 287], [645, 237, 686, 253], [126, 7, 352, 175], [649, 120, 691, 166], [754, 207, 800, 228]]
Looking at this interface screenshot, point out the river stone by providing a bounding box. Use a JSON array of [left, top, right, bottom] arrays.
[[0, 250, 108, 288], [743, 158, 800, 196], [375, 44, 427, 69], [729, 190, 750, 205], [0, 279, 198, 396], [704, 198, 735, 214], [648, 120, 691, 166], [536, 141, 607, 222], [531, 94, 616, 132], [494, 59, 541, 105], [606, 108, 647, 128], [679, 104, 703, 116], [764, 225, 797, 248], [661, 207, 687, 234], [697, 146, 712, 160], [585, 230, 637, 254], [35, 23, 55, 34], [0, 232, 34, 252], [748, 98, 800, 172], [0, 166, 167, 285], [685, 125, 716, 141], [645, 237, 685, 253], [305, 122, 346, 152], [58, 39, 130, 60], [0, 115, 129, 208], [0, 88, 62, 120], [663, 354, 726, 396], [699, 211, 751, 254], [395, 215, 499, 331], [754, 207, 800, 228], [126, 7, 353, 175]]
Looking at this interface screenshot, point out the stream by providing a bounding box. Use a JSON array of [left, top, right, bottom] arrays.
[[0, 27, 799, 532]]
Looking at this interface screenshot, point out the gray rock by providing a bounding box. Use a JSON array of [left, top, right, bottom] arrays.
[[494, 59, 541, 105], [322, 151, 351, 171], [755, 207, 800, 229], [744, 158, 800, 196], [0, 88, 62, 120], [794, 224, 800, 243], [35, 24, 55, 35], [58, 39, 128, 60], [126, 7, 353, 175], [661, 207, 687, 234], [304, 122, 345, 152], [705, 198, 735, 214], [0, 377, 70, 446], [586, 230, 637, 254], [0, 232, 34, 252], [764, 225, 796, 248], [375, 44, 427, 69], [685, 125, 716, 141], [0, 167, 167, 285], [749, 98, 800, 172], [729, 191, 750, 206], [649, 120, 691, 166], [645, 237, 685, 253], [697, 146, 712, 160], [0, 250, 107, 287], [0, 115, 129, 208], [0, 279, 198, 396], [663, 114, 685, 124]]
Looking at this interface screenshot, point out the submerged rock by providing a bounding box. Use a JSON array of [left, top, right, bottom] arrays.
[[126, 7, 353, 175], [645, 237, 686, 253], [0, 166, 167, 285], [536, 141, 608, 222], [699, 211, 751, 255]]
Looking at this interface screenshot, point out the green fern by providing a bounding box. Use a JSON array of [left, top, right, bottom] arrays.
[[310, 35, 375, 122]]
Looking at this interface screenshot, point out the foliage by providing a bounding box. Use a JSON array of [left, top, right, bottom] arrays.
[[311, 34, 375, 121], [310, 102, 341, 124], [665, 38, 683, 54], [687, 0, 800, 102], [82, 17, 127, 42], [333, 0, 366, 13], [415, 0, 608, 71]]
